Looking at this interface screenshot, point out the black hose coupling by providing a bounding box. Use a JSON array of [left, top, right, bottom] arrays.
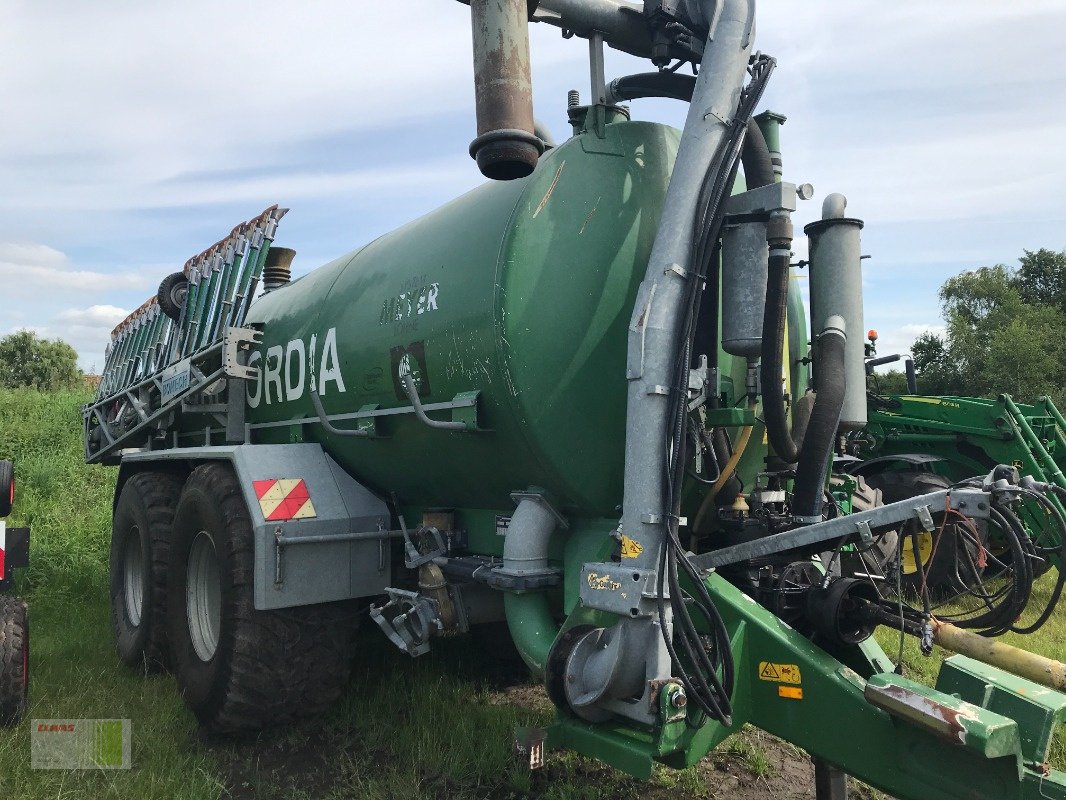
[[766, 210, 794, 251]]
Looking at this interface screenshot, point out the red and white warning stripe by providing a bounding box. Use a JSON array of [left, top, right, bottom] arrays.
[[252, 479, 317, 521]]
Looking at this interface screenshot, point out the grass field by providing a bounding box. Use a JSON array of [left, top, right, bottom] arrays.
[[0, 388, 1063, 799]]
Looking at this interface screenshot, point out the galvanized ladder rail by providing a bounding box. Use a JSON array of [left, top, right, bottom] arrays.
[[85, 207, 285, 464]]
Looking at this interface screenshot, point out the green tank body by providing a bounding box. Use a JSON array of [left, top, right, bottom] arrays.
[[243, 118, 805, 524]]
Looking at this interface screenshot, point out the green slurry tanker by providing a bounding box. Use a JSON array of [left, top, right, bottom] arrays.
[[83, 1, 1066, 797]]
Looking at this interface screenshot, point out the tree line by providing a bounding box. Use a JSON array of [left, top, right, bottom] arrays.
[[872, 248, 1066, 406]]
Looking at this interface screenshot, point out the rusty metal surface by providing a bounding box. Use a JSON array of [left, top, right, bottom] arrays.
[[469, 0, 539, 178], [865, 681, 971, 745]]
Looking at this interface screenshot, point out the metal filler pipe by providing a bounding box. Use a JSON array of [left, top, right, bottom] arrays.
[[551, 0, 756, 723], [468, 0, 543, 180]]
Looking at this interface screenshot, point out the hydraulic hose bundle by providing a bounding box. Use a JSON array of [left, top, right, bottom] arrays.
[[867, 477, 1066, 644], [657, 53, 776, 727]]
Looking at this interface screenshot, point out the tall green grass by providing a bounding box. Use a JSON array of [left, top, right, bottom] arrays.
[[1, 388, 1064, 799], [0, 388, 114, 598]]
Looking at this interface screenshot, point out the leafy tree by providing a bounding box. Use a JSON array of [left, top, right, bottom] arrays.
[[0, 330, 82, 391], [1015, 248, 1066, 312], [908, 251, 1066, 404], [867, 369, 911, 395]]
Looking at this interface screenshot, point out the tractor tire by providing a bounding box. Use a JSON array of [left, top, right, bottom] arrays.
[[864, 471, 981, 598], [110, 471, 184, 672], [825, 475, 897, 580], [0, 596, 29, 726], [167, 463, 356, 733], [157, 272, 189, 321], [0, 460, 13, 518]]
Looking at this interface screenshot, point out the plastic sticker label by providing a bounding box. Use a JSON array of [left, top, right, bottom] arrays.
[[620, 535, 644, 559], [253, 479, 316, 521], [759, 662, 802, 685]]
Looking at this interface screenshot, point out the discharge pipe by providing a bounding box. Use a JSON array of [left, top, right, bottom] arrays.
[[498, 492, 565, 674], [468, 0, 543, 180]]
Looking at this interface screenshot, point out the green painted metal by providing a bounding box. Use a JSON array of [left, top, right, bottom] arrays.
[[546, 572, 1066, 799], [938, 655, 1066, 766], [503, 593, 557, 674], [244, 120, 685, 517]]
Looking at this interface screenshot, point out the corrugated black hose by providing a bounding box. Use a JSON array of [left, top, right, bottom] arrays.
[[791, 324, 846, 522], [760, 250, 800, 464]]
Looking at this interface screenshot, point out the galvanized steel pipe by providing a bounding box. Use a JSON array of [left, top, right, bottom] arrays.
[[806, 193, 867, 429], [500, 495, 563, 673], [530, 0, 653, 57], [469, 0, 542, 180]]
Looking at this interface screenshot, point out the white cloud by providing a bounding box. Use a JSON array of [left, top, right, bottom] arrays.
[[0, 242, 68, 268], [1, 0, 1064, 374], [55, 305, 128, 329]]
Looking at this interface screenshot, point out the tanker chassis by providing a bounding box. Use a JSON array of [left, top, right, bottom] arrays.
[[83, 2, 1066, 798]]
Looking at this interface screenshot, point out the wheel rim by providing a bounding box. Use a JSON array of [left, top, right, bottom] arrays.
[[123, 529, 145, 627], [901, 530, 934, 575], [187, 531, 222, 662]]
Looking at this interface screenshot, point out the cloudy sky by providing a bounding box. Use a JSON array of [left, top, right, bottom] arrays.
[[1, 1, 1064, 371]]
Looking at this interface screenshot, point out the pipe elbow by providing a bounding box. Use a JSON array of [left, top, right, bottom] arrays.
[[822, 192, 848, 220]]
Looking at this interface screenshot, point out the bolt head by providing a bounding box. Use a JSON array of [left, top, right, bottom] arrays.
[[669, 688, 688, 709]]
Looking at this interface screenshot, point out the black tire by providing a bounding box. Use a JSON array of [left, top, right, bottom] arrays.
[[167, 463, 355, 732], [0, 460, 13, 518], [0, 596, 28, 726], [110, 471, 184, 672], [823, 475, 897, 580], [157, 272, 189, 321], [865, 471, 981, 597]]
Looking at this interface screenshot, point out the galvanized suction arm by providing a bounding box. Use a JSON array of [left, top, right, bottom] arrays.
[[561, 0, 757, 724]]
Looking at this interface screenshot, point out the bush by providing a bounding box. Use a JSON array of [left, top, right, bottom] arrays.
[[0, 330, 82, 391]]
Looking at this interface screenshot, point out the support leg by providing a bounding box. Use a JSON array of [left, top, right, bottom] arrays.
[[814, 758, 849, 800]]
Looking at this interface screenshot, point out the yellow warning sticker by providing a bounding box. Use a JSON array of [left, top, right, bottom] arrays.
[[778, 685, 804, 700], [759, 662, 802, 685], [620, 535, 644, 559]]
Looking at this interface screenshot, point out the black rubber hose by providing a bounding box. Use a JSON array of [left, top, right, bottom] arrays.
[[760, 253, 800, 463], [741, 118, 775, 190], [792, 326, 847, 521], [607, 72, 696, 103], [608, 73, 775, 195]]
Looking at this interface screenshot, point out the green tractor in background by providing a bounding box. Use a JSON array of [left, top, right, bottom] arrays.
[[850, 336, 1065, 603]]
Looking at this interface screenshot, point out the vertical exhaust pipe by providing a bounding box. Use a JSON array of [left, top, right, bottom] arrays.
[[468, 0, 543, 180]]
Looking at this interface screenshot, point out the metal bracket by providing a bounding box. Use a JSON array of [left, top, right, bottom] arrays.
[[693, 488, 993, 570], [723, 181, 799, 218], [579, 564, 659, 618], [369, 588, 443, 657], [514, 727, 547, 770], [223, 326, 263, 379]]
